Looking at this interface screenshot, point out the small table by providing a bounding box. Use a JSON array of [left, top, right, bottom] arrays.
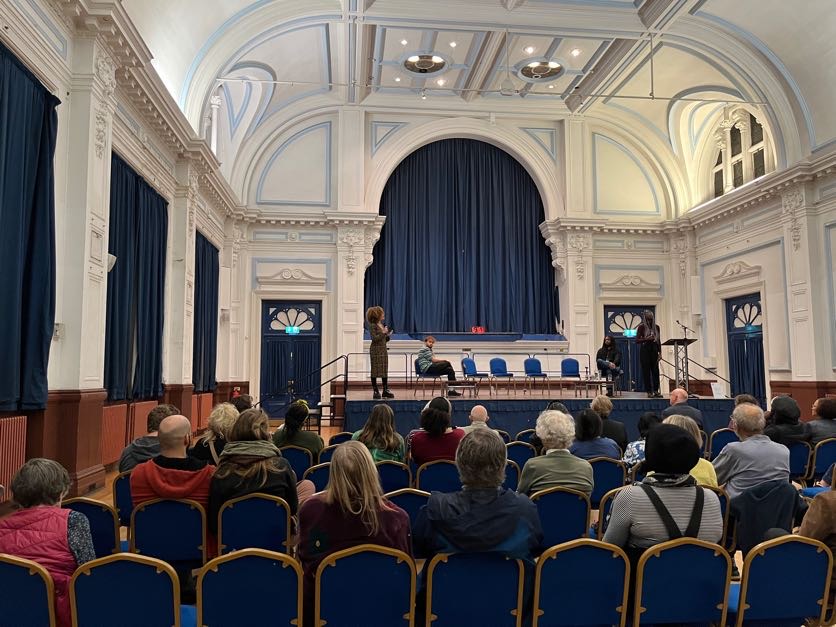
[[443, 382, 478, 398]]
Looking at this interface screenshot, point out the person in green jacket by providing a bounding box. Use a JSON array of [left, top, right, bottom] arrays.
[[272, 400, 324, 460], [352, 403, 405, 462]]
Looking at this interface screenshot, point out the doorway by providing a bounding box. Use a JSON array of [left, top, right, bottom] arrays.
[[725, 293, 766, 407], [603, 305, 656, 392]]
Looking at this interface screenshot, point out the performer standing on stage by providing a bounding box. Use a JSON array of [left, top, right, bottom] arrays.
[[636, 310, 663, 398], [366, 306, 394, 399]]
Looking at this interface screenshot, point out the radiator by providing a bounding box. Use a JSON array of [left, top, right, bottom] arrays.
[[198, 393, 213, 430], [101, 404, 129, 466], [0, 416, 26, 504], [131, 401, 159, 440]]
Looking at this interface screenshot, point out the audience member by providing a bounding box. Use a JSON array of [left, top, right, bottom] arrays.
[[807, 397, 836, 444], [0, 459, 95, 627], [130, 415, 215, 509], [190, 402, 239, 465], [208, 408, 306, 535], [569, 409, 621, 460], [460, 404, 497, 436], [229, 394, 253, 413], [603, 424, 723, 557], [661, 388, 704, 429], [118, 403, 179, 472], [298, 441, 411, 622], [798, 490, 836, 609], [352, 403, 406, 462], [408, 397, 465, 466], [662, 415, 717, 487], [529, 401, 570, 451], [590, 395, 628, 452], [623, 411, 661, 468], [713, 403, 790, 499], [764, 395, 810, 446], [272, 400, 325, 460], [734, 393, 760, 407], [517, 410, 593, 497]]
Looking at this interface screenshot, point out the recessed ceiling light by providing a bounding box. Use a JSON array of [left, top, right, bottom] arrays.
[[523, 46, 535, 54], [548, 84, 555, 89], [570, 48, 582, 57], [436, 78, 446, 86], [431, 55, 443, 63], [407, 55, 420, 63], [394, 76, 401, 82], [400, 39, 408, 45], [449, 41, 457, 48], [528, 61, 541, 68], [547, 61, 560, 69]]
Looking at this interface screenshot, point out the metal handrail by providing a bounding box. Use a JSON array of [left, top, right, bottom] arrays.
[[687, 357, 732, 384], [263, 354, 349, 415]]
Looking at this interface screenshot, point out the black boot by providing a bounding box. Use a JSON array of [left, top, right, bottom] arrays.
[[371, 377, 381, 400], [382, 377, 395, 398]]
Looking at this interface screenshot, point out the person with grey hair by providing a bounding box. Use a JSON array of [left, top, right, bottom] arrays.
[[517, 410, 593, 497], [460, 404, 499, 436], [0, 458, 96, 627], [712, 403, 790, 499]]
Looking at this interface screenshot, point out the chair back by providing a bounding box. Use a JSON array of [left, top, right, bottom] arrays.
[[218, 494, 291, 555], [315, 545, 415, 627], [0, 554, 55, 627], [787, 441, 812, 479], [703, 485, 732, 548], [414, 358, 424, 376], [328, 432, 353, 446], [303, 463, 331, 492], [130, 498, 206, 564], [506, 441, 536, 469], [62, 498, 120, 557], [318, 443, 340, 464], [561, 358, 580, 378], [198, 549, 302, 627], [699, 430, 708, 457], [495, 429, 512, 444], [524, 358, 543, 376], [112, 470, 133, 527], [732, 536, 832, 627], [426, 553, 524, 627], [416, 460, 462, 492], [280, 445, 313, 480], [811, 438, 836, 479], [629, 461, 647, 484], [385, 489, 429, 530], [533, 539, 629, 627], [515, 428, 535, 442], [596, 487, 628, 540], [530, 487, 591, 548], [589, 458, 627, 507], [708, 428, 739, 460], [489, 358, 509, 376], [71, 554, 180, 627], [634, 538, 731, 626], [461, 357, 478, 377], [504, 460, 520, 491], [377, 461, 412, 493]]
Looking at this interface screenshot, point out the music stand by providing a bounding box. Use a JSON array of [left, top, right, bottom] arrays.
[[662, 338, 698, 393]]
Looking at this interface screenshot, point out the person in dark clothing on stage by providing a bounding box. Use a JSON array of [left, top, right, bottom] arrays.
[[596, 335, 622, 381], [636, 310, 662, 398], [366, 306, 394, 399]]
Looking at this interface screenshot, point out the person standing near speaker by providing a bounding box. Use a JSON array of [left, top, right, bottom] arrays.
[[636, 310, 663, 398], [367, 306, 394, 399]]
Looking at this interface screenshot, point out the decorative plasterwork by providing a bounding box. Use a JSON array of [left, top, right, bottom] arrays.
[[714, 260, 762, 285], [673, 237, 688, 278], [568, 233, 591, 252], [94, 105, 109, 159], [598, 274, 662, 292], [781, 186, 805, 251], [338, 228, 364, 275]]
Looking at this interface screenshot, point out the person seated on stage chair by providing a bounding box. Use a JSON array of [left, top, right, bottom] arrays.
[[461, 404, 500, 436], [807, 398, 836, 444], [596, 335, 623, 392], [569, 409, 621, 460], [661, 387, 704, 429], [517, 410, 593, 497], [229, 393, 253, 413], [416, 336, 461, 396], [352, 403, 406, 462], [189, 402, 239, 465], [407, 397, 466, 466], [712, 403, 790, 500], [662, 415, 717, 487], [623, 411, 662, 469], [271, 399, 325, 460], [763, 395, 810, 446], [590, 395, 628, 453], [118, 403, 180, 472]]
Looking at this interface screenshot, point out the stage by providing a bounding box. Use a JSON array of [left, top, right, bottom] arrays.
[[343, 391, 735, 442]]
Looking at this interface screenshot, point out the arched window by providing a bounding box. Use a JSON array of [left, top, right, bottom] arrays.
[[711, 109, 772, 199]]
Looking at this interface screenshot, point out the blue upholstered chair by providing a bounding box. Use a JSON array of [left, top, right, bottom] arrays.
[[425, 553, 524, 626], [523, 358, 548, 394], [461, 357, 490, 394], [198, 549, 303, 627], [416, 460, 462, 492], [530, 487, 591, 548], [489, 358, 516, 394], [560, 358, 580, 378], [328, 432, 353, 446], [303, 462, 331, 492], [595, 486, 627, 540], [788, 441, 813, 480], [589, 457, 627, 508], [533, 539, 630, 627], [315, 545, 416, 627], [633, 538, 731, 626], [0, 554, 56, 627], [112, 470, 133, 528], [280, 445, 313, 481], [318, 443, 340, 464], [495, 429, 512, 444], [415, 358, 442, 396], [376, 461, 412, 493], [63, 497, 121, 557], [629, 460, 647, 484], [727, 535, 832, 627], [504, 460, 520, 491], [384, 488, 430, 530], [130, 498, 206, 564], [704, 485, 732, 548], [218, 494, 291, 555], [808, 438, 836, 482], [708, 428, 739, 461], [70, 553, 188, 627], [515, 428, 536, 443], [506, 441, 536, 470]]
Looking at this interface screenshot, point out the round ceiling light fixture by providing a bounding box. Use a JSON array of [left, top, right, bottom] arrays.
[[518, 58, 564, 81], [403, 53, 448, 75]]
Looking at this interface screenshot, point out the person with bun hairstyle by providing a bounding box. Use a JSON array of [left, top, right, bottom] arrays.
[[366, 306, 394, 399]]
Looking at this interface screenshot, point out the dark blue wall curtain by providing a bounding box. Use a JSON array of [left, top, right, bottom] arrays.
[[0, 42, 59, 411], [192, 232, 219, 393], [364, 139, 556, 334], [104, 154, 168, 401]]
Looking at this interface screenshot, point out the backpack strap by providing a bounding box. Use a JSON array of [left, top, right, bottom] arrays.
[[209, 440, 220, 465], [639, 484, 683, 540], [683, 486, 705, 537]]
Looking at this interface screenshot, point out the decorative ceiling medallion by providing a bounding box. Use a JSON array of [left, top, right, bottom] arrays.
[[518, 59, 564, 82], [403, 53, 447, 75]]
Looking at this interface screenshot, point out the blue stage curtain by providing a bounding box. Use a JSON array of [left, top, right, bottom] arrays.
[[0, 42, 59, 411], [364, 138, 556, 334], [104, 154, 168, 401], [192, 232, 219, 393]]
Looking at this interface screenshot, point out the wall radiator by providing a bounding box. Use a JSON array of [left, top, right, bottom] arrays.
[[0, 416, 26, 504]]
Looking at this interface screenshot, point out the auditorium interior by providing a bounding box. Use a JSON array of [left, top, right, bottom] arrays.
[[0, 0, 835, 624]]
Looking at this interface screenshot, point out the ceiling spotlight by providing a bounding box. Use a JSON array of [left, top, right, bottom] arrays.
[[431, 55, 443, 63], [436, 78, 446, 86], [548, 84, 555, 89], [420, 88, 427, 100], [401, 39, 408, 45], [523, 46, 535, 54], [528, 61, 541, 68], [547, 61, 560, 69], [449, 41, 457, 48], [407, 55, 420, 63], [570, 48, 582, 57], [394, 76, 401, 82]]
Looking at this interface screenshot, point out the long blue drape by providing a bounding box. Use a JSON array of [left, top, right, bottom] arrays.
[[364, 139, 556, 334], [0, 42, 59, 411], [192, 232, 219, 393], [729, 335, 766, 407], [104, 154, 168, 401]]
